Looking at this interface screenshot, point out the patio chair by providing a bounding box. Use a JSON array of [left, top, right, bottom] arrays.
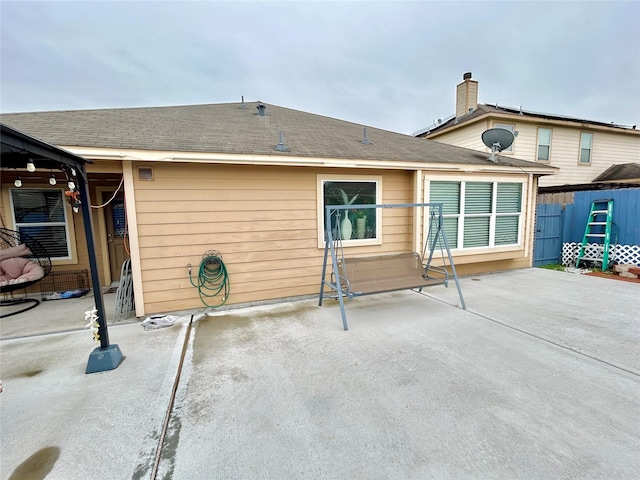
[[0, 227, 52, 318]]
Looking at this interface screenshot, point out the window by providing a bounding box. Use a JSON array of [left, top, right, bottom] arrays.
[[318, 177, 381, 246], [494, 123, 515, 153], [429, 180, 522, 249], [537, 128, 552, 161], [579, 132, 593, 164], [10, 189, 71, 259]]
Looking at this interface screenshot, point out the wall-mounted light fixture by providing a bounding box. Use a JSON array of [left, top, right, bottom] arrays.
[[26, 158, 36, 173], [14, 176, 22, 188]]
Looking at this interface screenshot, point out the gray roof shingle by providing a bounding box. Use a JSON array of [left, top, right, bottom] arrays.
[[418, 103, 639, 137], [1, 101, 554, 169], [592, 163, 640, 182]]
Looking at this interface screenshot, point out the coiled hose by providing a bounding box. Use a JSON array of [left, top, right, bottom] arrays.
[[188, 250, 230, 308]]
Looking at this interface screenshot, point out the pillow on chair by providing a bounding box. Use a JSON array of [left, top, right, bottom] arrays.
[[0, 243, 32, 261], [0, 257, 45, 286]]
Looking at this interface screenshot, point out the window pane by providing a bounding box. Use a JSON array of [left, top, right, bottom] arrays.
[[463, 217, 490, 247], [12, 189, 70, 259], [537, 145, 549, 161], [465, 182, 492, 214], [323, 181, 377, 240], [496, 183, 522, 213], [442, 217, 458, 249], [495, 216, 519, 245], [428, 215, 458, 250], [580, 148, 591, 163], [538, 128, 551, 145], [18, 225, 70, 258], [580, 133, 592, 149], [11, 189, 65, 223], [429, 181, 460, 214]]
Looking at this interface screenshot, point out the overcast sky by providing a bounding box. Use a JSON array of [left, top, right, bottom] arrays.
[[1, 1, 639, 135]]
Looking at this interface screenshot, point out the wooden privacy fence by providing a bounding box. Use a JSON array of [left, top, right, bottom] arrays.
[[535, 187, 640, 267]]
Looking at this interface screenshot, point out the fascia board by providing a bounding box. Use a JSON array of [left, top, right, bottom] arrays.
[[63, 146, 555, 175]]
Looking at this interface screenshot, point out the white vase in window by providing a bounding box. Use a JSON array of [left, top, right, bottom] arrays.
[[341, 215, 352, 240]]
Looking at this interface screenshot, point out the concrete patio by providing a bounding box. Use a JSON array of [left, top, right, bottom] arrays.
[[0, 268, 638, 479]]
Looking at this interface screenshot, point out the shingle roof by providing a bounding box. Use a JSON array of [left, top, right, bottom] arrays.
[[0, 101, 553, 169], [592, 163, 640, 182], [417, 104, 639, 137]]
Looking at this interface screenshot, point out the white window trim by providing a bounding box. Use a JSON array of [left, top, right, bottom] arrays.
[[424, 175, 526, 256], [579, 132, 593, 165], [9, 186, 77, 263], [536, 127, 552, 162], [316, 174, 383, 248]]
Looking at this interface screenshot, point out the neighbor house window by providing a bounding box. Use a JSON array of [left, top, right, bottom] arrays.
[[494, 123, 515, 153], [537, 128, 552, 161], [429, 180, 522, 249], [579, 132, 593, 164], [10, 188, 71, 259], [318, 177, 381, 246]]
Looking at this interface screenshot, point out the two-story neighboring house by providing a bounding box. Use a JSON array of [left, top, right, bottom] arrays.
[[415, 73, 640, 187]]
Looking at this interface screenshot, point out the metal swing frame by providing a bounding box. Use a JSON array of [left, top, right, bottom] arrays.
[[318, 202, 466, 330]]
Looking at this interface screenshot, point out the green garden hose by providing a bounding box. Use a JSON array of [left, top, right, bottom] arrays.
[[188, 250, 230, 308]]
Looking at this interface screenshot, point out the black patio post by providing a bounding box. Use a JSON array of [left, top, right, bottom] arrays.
[[77, 165, 124, 373]]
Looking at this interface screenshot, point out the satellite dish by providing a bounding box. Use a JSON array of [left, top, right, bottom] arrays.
[[481, 128, 515, 162]]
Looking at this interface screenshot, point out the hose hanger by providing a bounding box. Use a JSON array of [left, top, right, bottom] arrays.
[[188, 250, 230, 308]]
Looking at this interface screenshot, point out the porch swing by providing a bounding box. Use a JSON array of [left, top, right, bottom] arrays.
[[318, 202, 466, 330]]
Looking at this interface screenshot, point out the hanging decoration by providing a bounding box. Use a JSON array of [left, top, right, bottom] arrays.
[[84, 307, 100, 345]]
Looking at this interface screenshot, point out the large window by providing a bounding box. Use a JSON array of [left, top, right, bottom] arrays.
[[318, 177, 381, 246], [10, 189, 71, 259], [537, 128, 552, 162], [579, 132, 593, 164], [429, 180, 523, 250], [494, 123, 515, 153]]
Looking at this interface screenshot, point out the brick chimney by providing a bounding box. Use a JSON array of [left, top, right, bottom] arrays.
[[456, 72, 478, 118]]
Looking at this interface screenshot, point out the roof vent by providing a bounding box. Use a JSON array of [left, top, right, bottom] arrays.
[[362, 127, 370, 145], [275, 131, 288, 152], [240, 96, 246, 109], [257, 103, 266, 116]]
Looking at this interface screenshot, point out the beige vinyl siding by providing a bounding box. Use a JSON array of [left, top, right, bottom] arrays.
[[133, 162, 414, 315], [538, 128, 640, 186], [505, 123, 538, 159], [430, 116, 639, 187], [430, 122, 487, 150]]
